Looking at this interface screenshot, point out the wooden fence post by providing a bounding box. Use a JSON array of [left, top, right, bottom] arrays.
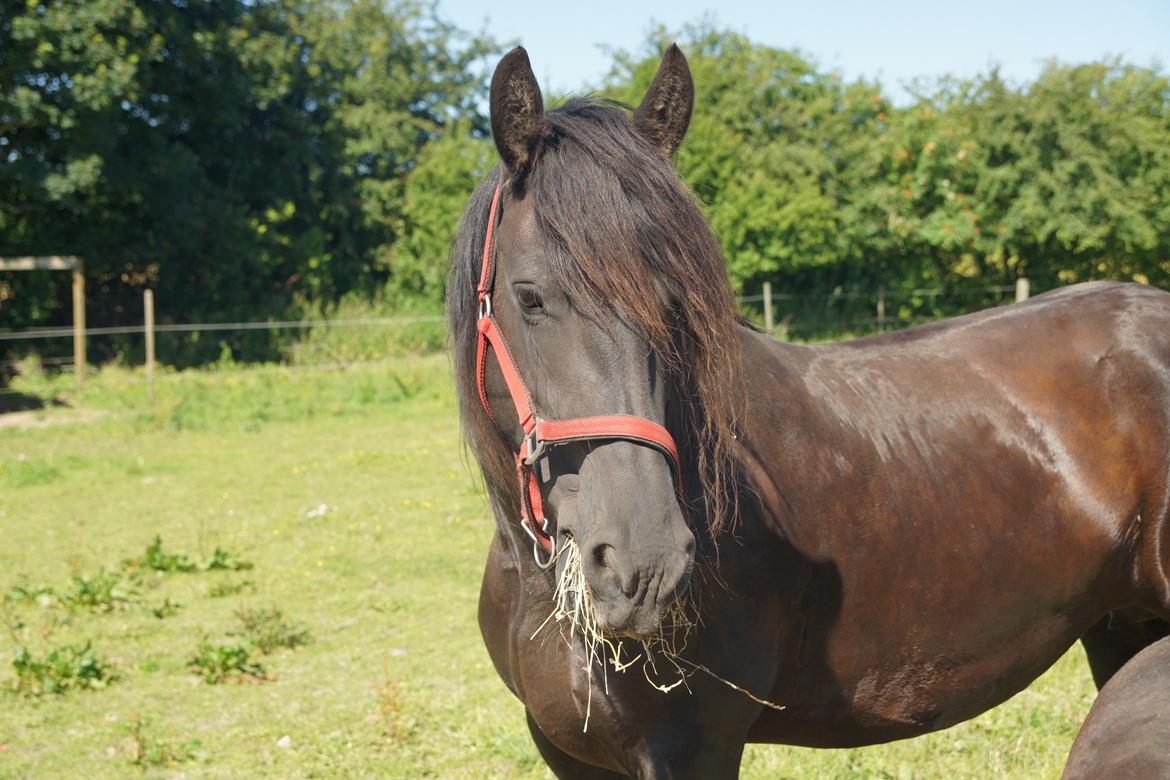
[[1015, 277, 1030, 303], [144, 289, 156, 405], [763, 281, 774, 333], [72, 259, 86, 385], [876, 288, 887, 330]]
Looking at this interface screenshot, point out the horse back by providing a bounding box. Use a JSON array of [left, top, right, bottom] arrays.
[[790, 280, 1170, 548]]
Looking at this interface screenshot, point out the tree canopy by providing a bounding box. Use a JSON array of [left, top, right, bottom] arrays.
[[608, 25, 1170, 308], [1, 0, 496, 360], [2, 9, 1167, 359]]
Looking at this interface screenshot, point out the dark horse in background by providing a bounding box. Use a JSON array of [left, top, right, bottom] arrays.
[[447, 44, 1170, 778], [1063, 636, 1170, 779]]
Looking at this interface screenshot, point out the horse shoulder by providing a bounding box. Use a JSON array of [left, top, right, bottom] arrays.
[[478, 531, 524, 698]]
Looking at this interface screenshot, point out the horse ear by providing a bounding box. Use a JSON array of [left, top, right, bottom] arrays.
[[490, 47, 545, 180], [632, 43, 694, 158]]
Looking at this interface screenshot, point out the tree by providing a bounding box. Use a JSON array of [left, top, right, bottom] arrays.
[[604, 26, 1170, 334], [1, 0, 498, 363], [388, 125, 493, 304], [604, 25, 889, 294]]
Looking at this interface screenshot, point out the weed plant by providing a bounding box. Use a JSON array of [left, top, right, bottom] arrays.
[[10, 641, 114, 696]]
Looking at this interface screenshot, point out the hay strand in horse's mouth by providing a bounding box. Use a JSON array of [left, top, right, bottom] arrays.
[[531, 535, 616, 732], [532, 536, 784, 731]]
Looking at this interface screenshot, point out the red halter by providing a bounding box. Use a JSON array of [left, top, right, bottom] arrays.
[[475, 182, 682, 567]]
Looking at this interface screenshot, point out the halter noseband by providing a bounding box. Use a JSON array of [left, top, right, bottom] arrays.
[[475, 182, 683, 568]]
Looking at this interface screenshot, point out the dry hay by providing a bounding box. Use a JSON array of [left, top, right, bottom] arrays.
[[531, 536, 783, 732]]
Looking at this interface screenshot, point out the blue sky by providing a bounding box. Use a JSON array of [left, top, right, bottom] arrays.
[[437, 0, 1169, 103]]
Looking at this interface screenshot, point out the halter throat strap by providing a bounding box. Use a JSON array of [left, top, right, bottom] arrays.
[[473, 182, 682, 567]]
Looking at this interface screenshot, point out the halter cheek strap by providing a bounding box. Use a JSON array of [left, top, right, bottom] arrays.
[[474, 182, 682, 568]]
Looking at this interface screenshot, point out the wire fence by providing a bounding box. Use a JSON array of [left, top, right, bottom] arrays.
[[0, 280, 1035, 382], [737, 285, 1018, 303], [0, 314, 446, 374], [0, 314, 444, 342], [737, 281, 1030, 339]]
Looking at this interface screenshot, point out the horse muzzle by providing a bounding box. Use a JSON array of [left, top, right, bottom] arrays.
[[560, 519, 695, 640]]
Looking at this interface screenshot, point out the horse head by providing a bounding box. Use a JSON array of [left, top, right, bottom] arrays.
[[451, 45, 743, 640]]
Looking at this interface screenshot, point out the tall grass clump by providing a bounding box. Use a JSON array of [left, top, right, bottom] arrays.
[[233, 606, 311, 653], [187, 637, 268, 684], [10, 640, 115, 696]]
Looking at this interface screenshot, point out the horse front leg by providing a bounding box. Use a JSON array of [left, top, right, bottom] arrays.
[[1080, 613, 1170, 688], [628, 733, 746, 780], [527, 708, 746, 780], [526, 711, 630, 779]]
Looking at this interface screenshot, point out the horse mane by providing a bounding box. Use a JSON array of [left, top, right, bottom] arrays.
[[447, 97, 744, 537]]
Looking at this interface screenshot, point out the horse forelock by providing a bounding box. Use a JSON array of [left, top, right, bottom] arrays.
[[447, 98, 744, 537]]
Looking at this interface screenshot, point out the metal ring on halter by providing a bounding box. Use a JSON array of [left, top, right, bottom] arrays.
[[532, 539, 555, 569], [478, 294, 492, 319], [522, 518, 557, 569]]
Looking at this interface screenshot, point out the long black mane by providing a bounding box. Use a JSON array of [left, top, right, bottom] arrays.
[[447, 98, 744, 535]]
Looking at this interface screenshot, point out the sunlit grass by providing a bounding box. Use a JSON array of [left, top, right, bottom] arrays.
[[0, 355, 1094, 777]]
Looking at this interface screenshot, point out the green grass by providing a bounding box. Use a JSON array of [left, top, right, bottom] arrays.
[[0, 356, 1096, 778]]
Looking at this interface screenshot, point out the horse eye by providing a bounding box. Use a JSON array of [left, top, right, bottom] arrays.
[[516, 286, 544, 312]]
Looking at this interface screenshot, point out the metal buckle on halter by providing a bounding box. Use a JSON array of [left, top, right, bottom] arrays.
[[477, 293, 492, 319], [522, 425, 546, 466]]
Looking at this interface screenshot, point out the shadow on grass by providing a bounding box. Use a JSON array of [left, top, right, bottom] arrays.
[[0, 390, 67, 415]]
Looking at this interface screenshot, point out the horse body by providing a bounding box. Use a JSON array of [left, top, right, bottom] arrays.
[[479, 282, 1170, 773], [458, 45, 1170, 778], [744, 280, 1170, 746]]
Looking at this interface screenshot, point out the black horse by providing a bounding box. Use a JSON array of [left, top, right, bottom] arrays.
[[1063, 636, 1170, 779], [447, 44, 1170, 778]]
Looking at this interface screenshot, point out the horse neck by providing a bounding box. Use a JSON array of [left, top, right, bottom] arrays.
[[728, 327, 826, 543]]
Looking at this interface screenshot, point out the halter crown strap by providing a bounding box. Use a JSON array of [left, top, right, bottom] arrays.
[[476, 183, 502, 304], [474, 181, 682, 567]]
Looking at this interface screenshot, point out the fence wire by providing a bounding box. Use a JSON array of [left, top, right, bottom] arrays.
[[0, 314, 444, 342], [1, 283, 1034, 381], [1, 285, 1024, 343]]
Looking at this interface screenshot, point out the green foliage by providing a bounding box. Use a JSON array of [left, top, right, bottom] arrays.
[[606, 25, 885, 293], [124, 535, 252, 574], [5, 10, 1166, 359], [186, 636, 267, 684], [128, 535, 198, 574], [187, 606, 309, 685], [602, 25, 1170, 337], [1, 0, 499, 364], [0, 454, 62, 487], [6, 582, 56, 606], [188, 604, 309, 683], [206, 579, 257, 598], [129, 716, 202, 767], [389, 127, 495, 304], [60, 570, 137, 613], [148, 598, 181, 619], [233, 606, 311, 654], [10, 640, 115, 696], [284, 296, 446, 365], [204, 547, 254, 572], [6, 570, 138, 612], [5, 351, 449, 435]]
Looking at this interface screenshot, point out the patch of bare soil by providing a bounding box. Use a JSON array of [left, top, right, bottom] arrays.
[[0, 407, 108, 430]]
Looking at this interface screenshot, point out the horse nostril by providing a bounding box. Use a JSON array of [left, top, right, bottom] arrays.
[[593, 543, 609, 569], [589, 542, 637, 598]]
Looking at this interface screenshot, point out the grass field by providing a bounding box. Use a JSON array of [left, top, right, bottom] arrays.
[[0, 355, 1097, 778]]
